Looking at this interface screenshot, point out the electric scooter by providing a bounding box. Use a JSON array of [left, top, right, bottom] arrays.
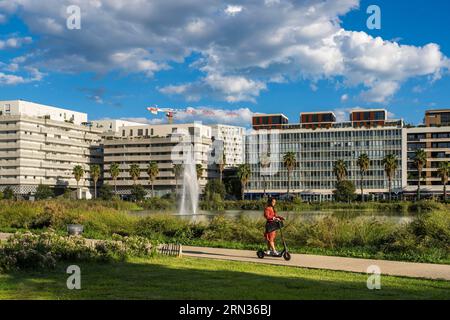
[[257, 220, 291, 261]]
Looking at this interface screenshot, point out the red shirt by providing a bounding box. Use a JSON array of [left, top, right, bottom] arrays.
[[264, 206, 281, 222]]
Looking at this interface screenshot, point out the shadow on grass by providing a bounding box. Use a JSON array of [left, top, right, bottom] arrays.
[[1, 257, 449, 300]]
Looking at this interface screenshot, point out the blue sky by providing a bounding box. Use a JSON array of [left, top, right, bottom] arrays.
[[0, 0, 449, 126]]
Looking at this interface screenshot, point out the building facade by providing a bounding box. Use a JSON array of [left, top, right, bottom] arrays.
[[210, 124, 245, 167], [0, 100, 102, 198], [405, 109, 450, 197], [101, 122, 216, 196], [245, 118, 406, 201]]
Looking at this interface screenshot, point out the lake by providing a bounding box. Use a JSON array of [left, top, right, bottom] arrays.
[[129, 209, 415, 224]]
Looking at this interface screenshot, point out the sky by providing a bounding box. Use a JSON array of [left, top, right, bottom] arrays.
[[0, 0, 449, 127]]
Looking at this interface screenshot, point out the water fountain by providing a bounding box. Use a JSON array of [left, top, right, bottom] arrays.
[[178, 143, 199, 215]]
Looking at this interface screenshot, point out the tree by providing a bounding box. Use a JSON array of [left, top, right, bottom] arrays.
[[196, 164, 204, 182], [237, 164, 251, 200], [204, 179, 226, 201], [129, 164, 141, 185], [437, 161, 450, 201], [72, 165, 84, 199], [283, 152, 296, 196], [259, 154, 271, 198], [357, 154, 370, 201], [147, 161, 159, 197], [218, 153, 226, 182], [109, 163, 120, 194], [414, 149, 427, 201], [35, 184, 54, 200], [334, 160, 347, 183], [90, 164, 101, 199], [2, 186, 14, 200], [382, 154, 398, 201], [98, 183, 114, 201], [334, 180, 356, 202], [173, 164, 183, 196], [130, 184, 146, 202]]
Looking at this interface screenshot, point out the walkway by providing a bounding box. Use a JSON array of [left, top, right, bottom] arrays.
[[182, 246, 450, 281]]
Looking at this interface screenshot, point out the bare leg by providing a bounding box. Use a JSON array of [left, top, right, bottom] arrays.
[[269, 241, 276, 252]]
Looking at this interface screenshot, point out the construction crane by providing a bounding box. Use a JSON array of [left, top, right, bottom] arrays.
[[147, 105, 239, 124]]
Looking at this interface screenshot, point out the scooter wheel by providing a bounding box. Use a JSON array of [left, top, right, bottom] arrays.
[[257, 250, 265, 259], [283, 252, 291, 261]]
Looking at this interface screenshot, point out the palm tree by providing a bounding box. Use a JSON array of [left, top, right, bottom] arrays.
[[90, 164, 101, 199], [259, 154, 271, 198], [283, 152, 296, 196], [109, 163, 120, 194], [146, 161, 159, 197], [129, 164, 141, 185], [357, 154, 370, 202], [72, 165, 84, 199], [334, 160, 347, 183], [237, 164, 251, 200], [218, 153, 226, 182], [382, 154, 398, 201], [414, 149, 427, 200], [173, 164, 183, 196], [196, 164, 204, 182], [437, 162, 450, 201]]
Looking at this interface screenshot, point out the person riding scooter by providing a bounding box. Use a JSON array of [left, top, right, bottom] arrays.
[[264, 197, 285, 256]]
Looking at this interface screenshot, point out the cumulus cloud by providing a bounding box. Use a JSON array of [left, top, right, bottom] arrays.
[[1, 0, 449, 102]]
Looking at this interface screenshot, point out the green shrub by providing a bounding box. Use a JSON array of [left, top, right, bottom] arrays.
[[334, 181, 357, 202], [35, 184, 54, 200], [0, 231, 155, 272], [98, 184, 114, 200], [2, 187, 14, 200], [130, 185, 146, 202]]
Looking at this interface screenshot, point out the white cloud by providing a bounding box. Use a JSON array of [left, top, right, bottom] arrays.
[[225, 5, 243, 16], [340, 94, 349, 102], [0, 36, 32, 50], [1, 0, 448, 103]]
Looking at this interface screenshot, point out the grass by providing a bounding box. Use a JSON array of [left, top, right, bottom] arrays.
[[0, 256, 449, 300]]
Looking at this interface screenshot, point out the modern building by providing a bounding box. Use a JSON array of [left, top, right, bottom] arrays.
[[350, 109, 387, 128], [101, 122, 216, 196], [245, 114, 406, 201], [91, 119, 147, 134], [210, 124, 245, 167], [300, 111, 336, 129], [0, 100, 103, 198], [424, 109, 450, 127], [252, 114, 289, 130], [405, 109, 450, 197]]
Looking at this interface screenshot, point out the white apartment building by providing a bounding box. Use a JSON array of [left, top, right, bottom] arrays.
[[90, 119, 147, 135], [210, 124, 245, 167], [246, 119, 406, 201], [102, 122, 217, 196], [0, 100, 102, 198]]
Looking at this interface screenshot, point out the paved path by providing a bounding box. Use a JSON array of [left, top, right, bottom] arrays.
[[2, 232, 449, 280], [182, 246, 450, 281]]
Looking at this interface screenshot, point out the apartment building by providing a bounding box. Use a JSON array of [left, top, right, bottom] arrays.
[[245, 114, 406, 201], [350, 109, 387, 128], [210, 124, 245, 167], [300, 111, 336, 129], [405, 109, 450, 197], [0, 100, 102, 198], [101, 122, 216, 196], [252, 114, 289, 130]]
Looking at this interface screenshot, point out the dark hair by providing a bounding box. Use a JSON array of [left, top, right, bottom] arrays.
[[267, 197, 275, 206]]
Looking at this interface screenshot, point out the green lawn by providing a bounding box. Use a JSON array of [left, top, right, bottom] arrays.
[[0, 256, 449, 300]]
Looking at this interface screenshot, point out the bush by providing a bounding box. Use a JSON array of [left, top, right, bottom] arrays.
[[204, 180, 226, 200], [130, 185, 146, 202], [0, 231, 155, 272], [35, 184, 54, 200], [98, 183, 114, 201], [334, 181, 357, 202], [142, 197, 175, 211], [2, 187, 14, 200]]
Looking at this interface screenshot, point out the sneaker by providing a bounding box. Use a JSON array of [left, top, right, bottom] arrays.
[[265, 250, 272, 255], [271, 250, 280, 256]]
